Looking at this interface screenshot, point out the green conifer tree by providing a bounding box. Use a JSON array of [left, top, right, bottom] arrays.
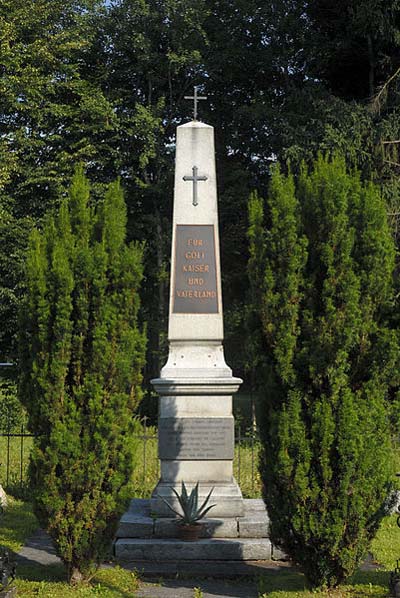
[[19, 168, 146, 583], [248, 155, 398, 588]]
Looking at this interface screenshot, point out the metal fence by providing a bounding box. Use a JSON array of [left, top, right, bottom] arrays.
[[0, 425, 34, 490], [0, 418, 261, 498]]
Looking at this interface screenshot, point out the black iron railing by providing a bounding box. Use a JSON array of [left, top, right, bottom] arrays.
[[0, 426, 33, 489], [0, 417, 261, 498]]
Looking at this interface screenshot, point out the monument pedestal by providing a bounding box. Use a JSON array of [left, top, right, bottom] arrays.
[[150, 372, 244, 518]]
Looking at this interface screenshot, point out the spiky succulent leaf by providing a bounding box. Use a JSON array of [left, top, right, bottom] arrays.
[[157, 494, 183, 518], [187, 483, 198, 519], [198, 487, 214, 512], [193, 482, 199, 515], [194, 503, 216, 521], [171, 485, 189, 519], [196, 487, 216, 519], [160, 483, 216, 524]]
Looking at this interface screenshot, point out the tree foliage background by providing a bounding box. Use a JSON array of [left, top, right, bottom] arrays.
[[1, 0, 400, 404]]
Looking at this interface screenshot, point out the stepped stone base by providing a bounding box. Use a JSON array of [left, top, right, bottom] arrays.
[[115, 498, 285, 563]]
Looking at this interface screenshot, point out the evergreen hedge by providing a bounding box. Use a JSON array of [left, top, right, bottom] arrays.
[[19, 168, 146, 583], [248, 155, 398, 588]]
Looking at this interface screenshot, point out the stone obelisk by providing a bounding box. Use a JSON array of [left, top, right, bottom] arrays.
[[150, 114, 244, 517]]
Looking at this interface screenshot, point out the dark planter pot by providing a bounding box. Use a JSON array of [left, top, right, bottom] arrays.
[[178, 524, 203, 541]]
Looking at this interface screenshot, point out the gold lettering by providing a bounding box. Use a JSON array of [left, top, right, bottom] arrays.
[[185, 251, 205, 259], [187, 239, 203, 247], [176, 289, 217, 300], [188, 277, 204, 286], [182, 264, 210, 273]]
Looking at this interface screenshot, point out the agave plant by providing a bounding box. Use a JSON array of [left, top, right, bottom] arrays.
[[159, 482, 215, 525]]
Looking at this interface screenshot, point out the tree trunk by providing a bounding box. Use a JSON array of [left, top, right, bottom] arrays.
[[367, 34, 375, 98], [69, 566, 85, 585]]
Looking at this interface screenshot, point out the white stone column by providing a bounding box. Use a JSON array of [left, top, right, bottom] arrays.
[[151, 121, 243, 518]]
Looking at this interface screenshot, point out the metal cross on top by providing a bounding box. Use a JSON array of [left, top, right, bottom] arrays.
[[183, 166, 208, 206], [184, 86, 207, 121]]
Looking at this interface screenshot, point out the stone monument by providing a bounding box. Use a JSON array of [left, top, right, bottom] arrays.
[[115, 92, 276, 565], [149, 102, 243, 518]]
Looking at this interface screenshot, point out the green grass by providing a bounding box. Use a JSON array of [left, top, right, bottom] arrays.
[[0, 495, 38, 552], [234, 438, 262, 498], [371, 512, 400, 570], [0, 498, 140, 596], [258, 570, 390, 597], [15, 567, 140, 597], [130, 431, 159, 498]]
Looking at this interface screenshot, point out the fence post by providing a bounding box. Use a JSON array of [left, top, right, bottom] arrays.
[[142, 416, 148, 488], [20, 424, 24, 486], [237, 425, 241, 488], [251, 428, 255, 496], [6, 416, 10, 487]]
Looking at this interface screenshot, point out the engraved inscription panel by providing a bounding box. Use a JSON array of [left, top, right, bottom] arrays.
[[159, 417, 234, 460], [173, 224, 218, 314]]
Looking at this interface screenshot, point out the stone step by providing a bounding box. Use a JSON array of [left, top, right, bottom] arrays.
[[115, 537, 272, 561], [125, 497, 268, 515], [117, 513, 269, 539], [155, 517, 238, 539], [116, 558, 291, 578], [117, 511, 154, 538], [116, 498, 270, 539]]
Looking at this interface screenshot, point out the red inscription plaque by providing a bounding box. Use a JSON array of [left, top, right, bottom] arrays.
[[172, 224, 218, 314]]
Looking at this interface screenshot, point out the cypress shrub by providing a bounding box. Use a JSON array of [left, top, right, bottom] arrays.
[[19, 168, 146, 583], [248, 155, 398, 588]]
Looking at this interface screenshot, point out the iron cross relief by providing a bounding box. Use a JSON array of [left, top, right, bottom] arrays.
[[183, 166, 208, 206], [184, 86, 207, 121]]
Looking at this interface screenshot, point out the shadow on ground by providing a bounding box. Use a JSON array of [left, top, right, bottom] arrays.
[[136, 577, 258, 598], [14, 528, 66, 581]]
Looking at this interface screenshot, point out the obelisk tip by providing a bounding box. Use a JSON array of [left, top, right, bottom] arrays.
[[180, 120, 213, 129]]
